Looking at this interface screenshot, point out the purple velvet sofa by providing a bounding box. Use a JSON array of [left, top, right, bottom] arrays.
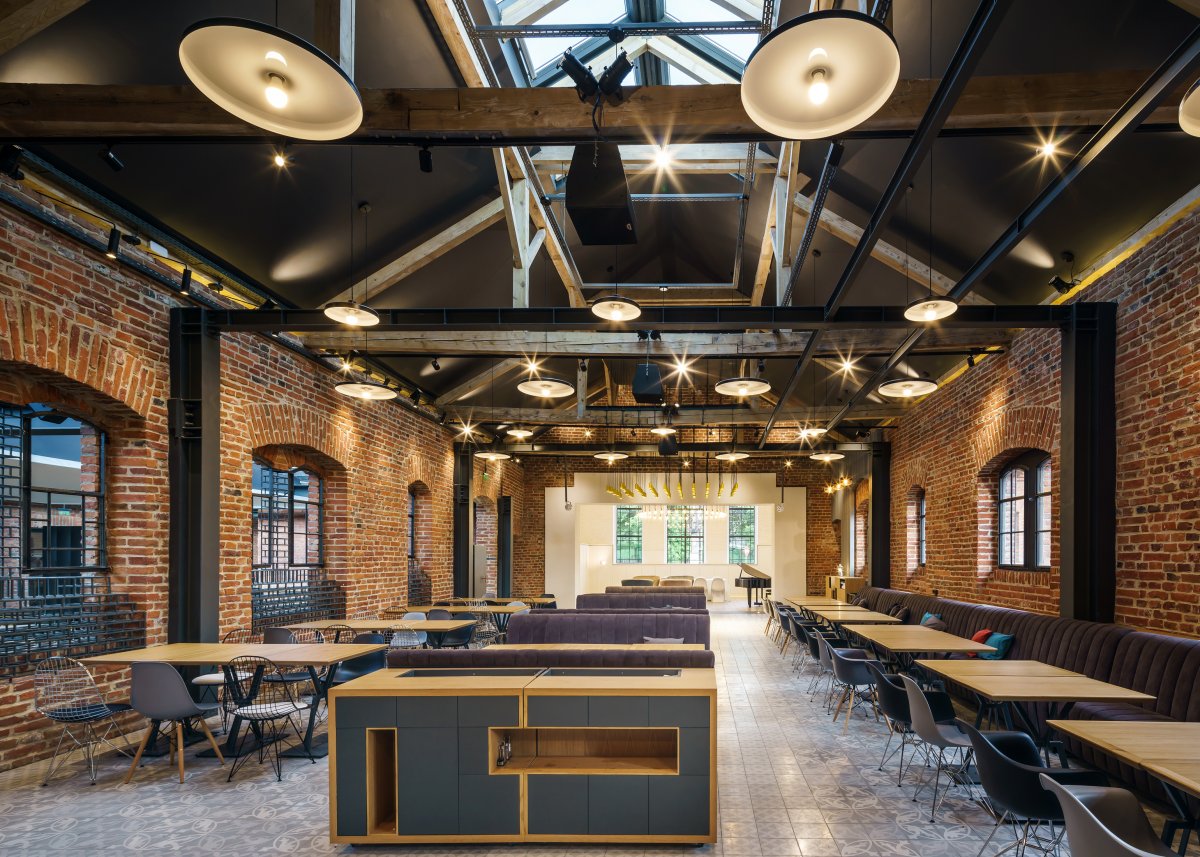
[[385, 648, 715, 669], [576, 592, 708, 609], [605, 585, 706, 595], [506, 610, 710, 647]]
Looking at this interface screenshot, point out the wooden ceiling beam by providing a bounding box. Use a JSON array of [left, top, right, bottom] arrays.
[[313, 0, 355, 76], [0, 0, 88, 56], [434, 356, 527, 406], [0, 71, 1179, 140]]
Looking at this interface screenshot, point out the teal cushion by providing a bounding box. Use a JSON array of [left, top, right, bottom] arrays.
[[980, 632, 1015, 660], [920, 611, 943, 627]]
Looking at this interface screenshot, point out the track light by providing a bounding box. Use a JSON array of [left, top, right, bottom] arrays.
[[0, 145, 24, 181], [180, 268, 192, 294], [272, 144, 289, 168], [597, 51, 633, 96], [105, 226, 121, 259], [419, 146, 433, 173], [1048, 276, 1074, 294], [100, 146, 124, 172], [559, 50, 598, 101], [431, 357, 440, 371]]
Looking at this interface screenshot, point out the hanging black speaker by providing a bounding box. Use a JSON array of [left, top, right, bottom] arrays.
[[631, 362, 662, 404], [658, 435, 679, 456], [565, 141, 637, 245]]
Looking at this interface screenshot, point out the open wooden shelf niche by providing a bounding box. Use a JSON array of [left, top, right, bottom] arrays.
[[366, 728, 397, 835], [488, 727, 679, 775]]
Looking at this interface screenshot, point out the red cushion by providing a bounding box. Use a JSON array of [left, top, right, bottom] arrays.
[[967, 628, 993, 658]]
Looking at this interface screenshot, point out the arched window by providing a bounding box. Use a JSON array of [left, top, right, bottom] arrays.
[[997, 451, 1051, 570], [0, 402, 106, 575], [917, 491, 927, 567], [408, 486, 417, 559], [251, 459, 323, 570]]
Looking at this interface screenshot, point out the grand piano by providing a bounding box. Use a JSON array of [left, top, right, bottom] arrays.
[[735, 563, 771, 609]]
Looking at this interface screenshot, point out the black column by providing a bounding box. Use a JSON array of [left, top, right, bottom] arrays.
[[1060, 302, 1117, 622], [496, 496, 512, 598], [868, 441, 891, 588], [167, 307, 221, 643], [452, 444, 472, 597]]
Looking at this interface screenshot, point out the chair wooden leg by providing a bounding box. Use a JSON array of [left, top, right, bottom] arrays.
[[122, 727, 153, 785], [167, 723, 175, 766], [196, 717, 225, 765], [176, 722, 185, 783]]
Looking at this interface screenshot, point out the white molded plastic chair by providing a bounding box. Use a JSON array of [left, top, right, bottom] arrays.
[[709, 577, 726, 603]]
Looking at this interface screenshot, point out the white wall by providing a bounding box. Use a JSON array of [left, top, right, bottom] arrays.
[[546, 473, 806, 608]]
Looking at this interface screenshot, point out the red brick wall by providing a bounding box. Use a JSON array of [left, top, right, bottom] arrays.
[[0, 192, 457, 771], [889, 206, 1200, 634], [516, 456, 840, 598]]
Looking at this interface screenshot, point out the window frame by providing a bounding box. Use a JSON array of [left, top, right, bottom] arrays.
[[251, 459, 324, 571], [727, 506, 756, 564], [996, 451, 1051, 571], [408, 487, 417, 559], [614, 505, 642, 564], [667, 505, 705, 565], [917, 491, 927, 567]]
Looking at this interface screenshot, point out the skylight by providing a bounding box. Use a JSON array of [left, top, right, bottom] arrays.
[[518, 0, 627, 76]]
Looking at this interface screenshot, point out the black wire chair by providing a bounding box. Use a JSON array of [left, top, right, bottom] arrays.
[[33, 656, 134, 785], [222, 655, 314, 782]]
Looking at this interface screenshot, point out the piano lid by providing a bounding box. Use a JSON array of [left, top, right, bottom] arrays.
[[738, 563, 771, 580]]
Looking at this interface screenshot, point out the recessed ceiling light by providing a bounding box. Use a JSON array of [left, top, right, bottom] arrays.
[[715, 376, 771, 397], [1038, 140, 1059, 158], [334, 380, 397, 400], [591, 294, 641, 322], [741, 10, 900, 139], [809, 451, 845, 462], [877, 377, 939, 398], [323, 301, 380, 326], [517, 374, 575, 398], [903, 297, 957, 323], [179, 18, 363, 141]]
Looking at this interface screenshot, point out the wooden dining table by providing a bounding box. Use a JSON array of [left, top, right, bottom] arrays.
[[490, 642, 705, 651], [808, 607, 902, 625], [405, 603, 530, 633], [847, 624, 995, 669], [84, 642, 385, 759], [286, 618, 477, 634], [1048, 719, 1200, 854]]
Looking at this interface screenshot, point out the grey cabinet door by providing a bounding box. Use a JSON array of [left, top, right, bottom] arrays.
[[589, 775, 648, 835], [335, 696, 398, 729], [678, 727, 710, 776], [648, 776, 710, 836], [588, 695, 648, 726], [396, 727, 459, 834], [458, 695, 519, 727], [459, 775, 520, 835], [528, 774, 588, 835], [527, 694, 588, 726], [334, 728, 367, 837]]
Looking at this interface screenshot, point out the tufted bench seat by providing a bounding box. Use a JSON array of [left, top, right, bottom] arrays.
[[385, 647, 715, 669], [576, 592, 707, 609], [506, 610, 710, 648]]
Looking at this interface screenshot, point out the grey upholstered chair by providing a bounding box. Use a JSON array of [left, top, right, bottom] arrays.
[[125, 661, 225, 783]]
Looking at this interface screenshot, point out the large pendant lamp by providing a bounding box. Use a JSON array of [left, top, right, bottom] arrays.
[[809, 451, 844, 462], [179, 18, 362, 141], [506, 427, 533, 440], [903, 297, 957, 323], [591, 247, 641, 321], [517, 373, 575, 398], [877, 377, 939, 398], [334, 378, 396, 400], [1181, 78, 1200, 136], [475, 449, 511, 462], [740, 9, 900, 140], [324, 300, 379, 326]]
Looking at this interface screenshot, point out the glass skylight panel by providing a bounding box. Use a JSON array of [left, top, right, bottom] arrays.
[[663, 0, 758, 64], [521, 0, 628, 75]]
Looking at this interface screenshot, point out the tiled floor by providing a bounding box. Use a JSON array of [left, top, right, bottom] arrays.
[[0, 604, 1187, 856]]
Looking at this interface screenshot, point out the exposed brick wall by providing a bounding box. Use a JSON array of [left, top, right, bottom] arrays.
[[0, 193, 457, 771], [515, 456, 840, 598], [889, 206, 1200, 634]]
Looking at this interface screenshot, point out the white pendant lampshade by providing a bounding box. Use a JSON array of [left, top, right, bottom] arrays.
[[650, 423, 676, 436], [594, 451, 629, 462], [179, 18, 363, 141], [517, 374, 575, 398], [334, 379, 397, 400], [877, 377, 939, 398], [474, 450, 512, 462], [903, 297, 958, 323], [799, 426, 827, 440], [591, 294, 642, 322], [740, 10, 900, 140], [323, 300, 380, 326], [1180, 77, 1200, 136], [506, 427, 533, 440], [809, 451, 845, 462], [715, 451, 749, 462], [715, 376, 772, 397]]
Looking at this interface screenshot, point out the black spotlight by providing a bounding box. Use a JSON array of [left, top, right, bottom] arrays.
[[431, 357, 441, 371], [597, 50, 633, 97], [0, 145, 24, 181], [418, 146, 433, 173], [1048, 275, 1074, 294], [100, 146, 124, 172], [180, 268, 192, 294], [104, 226, 121, 259], [558, 50, 598, 101]]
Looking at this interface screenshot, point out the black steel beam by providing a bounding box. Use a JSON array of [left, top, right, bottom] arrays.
[[780, 141, 843, 307], [868, 441, 892, 588], [452, 444, 472, 598], [824, 21, 1200, 433], [1060, 302, 1116, 622], [475, 21, 761, 37], [497, 495, 513, 599], [194, 304, 1070, 334], [504, 442, 872, 455], [167, 307, 221, 644]]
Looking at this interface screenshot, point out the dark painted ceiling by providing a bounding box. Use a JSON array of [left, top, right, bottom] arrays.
[[3, 0, 1199, 416]]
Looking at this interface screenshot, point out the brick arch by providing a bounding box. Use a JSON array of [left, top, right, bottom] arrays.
[[406, 454, 440, 490], [0, 294, 159, 421], [243, 403, 354, 469], [970, 405, 1058, 474], [893, 456, 929, 496]]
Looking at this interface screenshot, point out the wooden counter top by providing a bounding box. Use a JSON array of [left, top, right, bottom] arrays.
[[526, 668, 717, 696], [330, 668, 535, 697]]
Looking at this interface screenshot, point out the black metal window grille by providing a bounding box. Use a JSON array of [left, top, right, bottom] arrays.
[[615, 506, 642, 563], [727, 506, 756, 564], [998, 451, 1052, 571], [667, 506, 705, 564]]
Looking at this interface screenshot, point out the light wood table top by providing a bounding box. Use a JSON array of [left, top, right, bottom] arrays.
[[1046, 720, 1200, 765], [287, 618, 475, 633], [331, 669, 537, 696], [923, 673, 1155, 703], [406, 604, 529, 614], [809, 608, 900, 624], [849, 624, 996, 654], [527, 667, 717, 696], [784, 596, 845, 607], [490, 643, 705, 651], [81, 642, 386, 668], [916, 659, 1078, 678], [1142, 759, 1200, 799]]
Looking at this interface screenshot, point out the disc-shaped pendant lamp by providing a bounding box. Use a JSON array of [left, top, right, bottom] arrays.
[[591, 294, 641, 322], [474, 450, 512, 462], [903, 297, 957, 323], [1180, 77, 1200, 137], [740, 10, 900, 140], [334, 379, 397, 400], [180, 18, 363, 141], [809, 451, 845, 462], [323, 300, 380, 326], [715, 376, 771, 397], [877, 377, 939, 398], [517, 374, 575, 398]]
